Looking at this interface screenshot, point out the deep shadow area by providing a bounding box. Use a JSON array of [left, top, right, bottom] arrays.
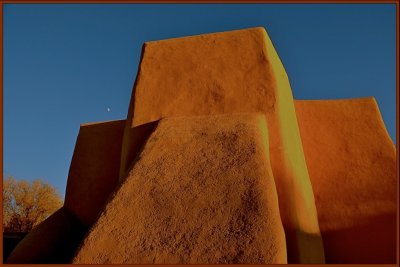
[[285, 228, 325, 263], [321, 212, 397, 264], [120, 120, 159, 181], [6, 207, 88, 264], [3, 232, 27, 262]]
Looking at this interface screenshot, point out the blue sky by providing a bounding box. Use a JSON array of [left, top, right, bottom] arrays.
[[3, 4, 396, 197]]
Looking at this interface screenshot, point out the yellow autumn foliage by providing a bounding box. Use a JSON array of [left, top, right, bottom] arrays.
[[3, 176, 63, 232]]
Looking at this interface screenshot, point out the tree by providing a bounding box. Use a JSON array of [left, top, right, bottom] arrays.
[[3, 176, 63, 232]]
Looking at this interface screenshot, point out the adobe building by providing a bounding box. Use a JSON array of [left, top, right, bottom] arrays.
[[6, 27, 397, 264]]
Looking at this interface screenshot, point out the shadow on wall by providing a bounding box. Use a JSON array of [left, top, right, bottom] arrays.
[[5, 207, 87, 264], [284, 229, 325, 263], [119, 120, 160, 181], [321, 213, 397, 264], [3, 232, 27, 262]]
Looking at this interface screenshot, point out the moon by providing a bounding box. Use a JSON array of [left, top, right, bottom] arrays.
[[107, 108, 111, 112]]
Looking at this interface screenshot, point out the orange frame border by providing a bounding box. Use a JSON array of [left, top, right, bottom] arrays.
[[0, 1, 398, 267]]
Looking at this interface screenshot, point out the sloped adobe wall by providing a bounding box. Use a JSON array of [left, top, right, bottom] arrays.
[[73, 114, 287, 264]]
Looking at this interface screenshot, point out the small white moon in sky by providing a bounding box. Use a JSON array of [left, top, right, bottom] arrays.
[[107, 108, 111, 112]]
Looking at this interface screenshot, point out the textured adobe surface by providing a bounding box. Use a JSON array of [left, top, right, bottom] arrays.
[[73, 114, 287, 264], [130, 28, 276, 127], [120, 27, 324, 263], [295, 98, 397, 263], [64, 120, 125, 226], [6, 207, 87, 264]]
